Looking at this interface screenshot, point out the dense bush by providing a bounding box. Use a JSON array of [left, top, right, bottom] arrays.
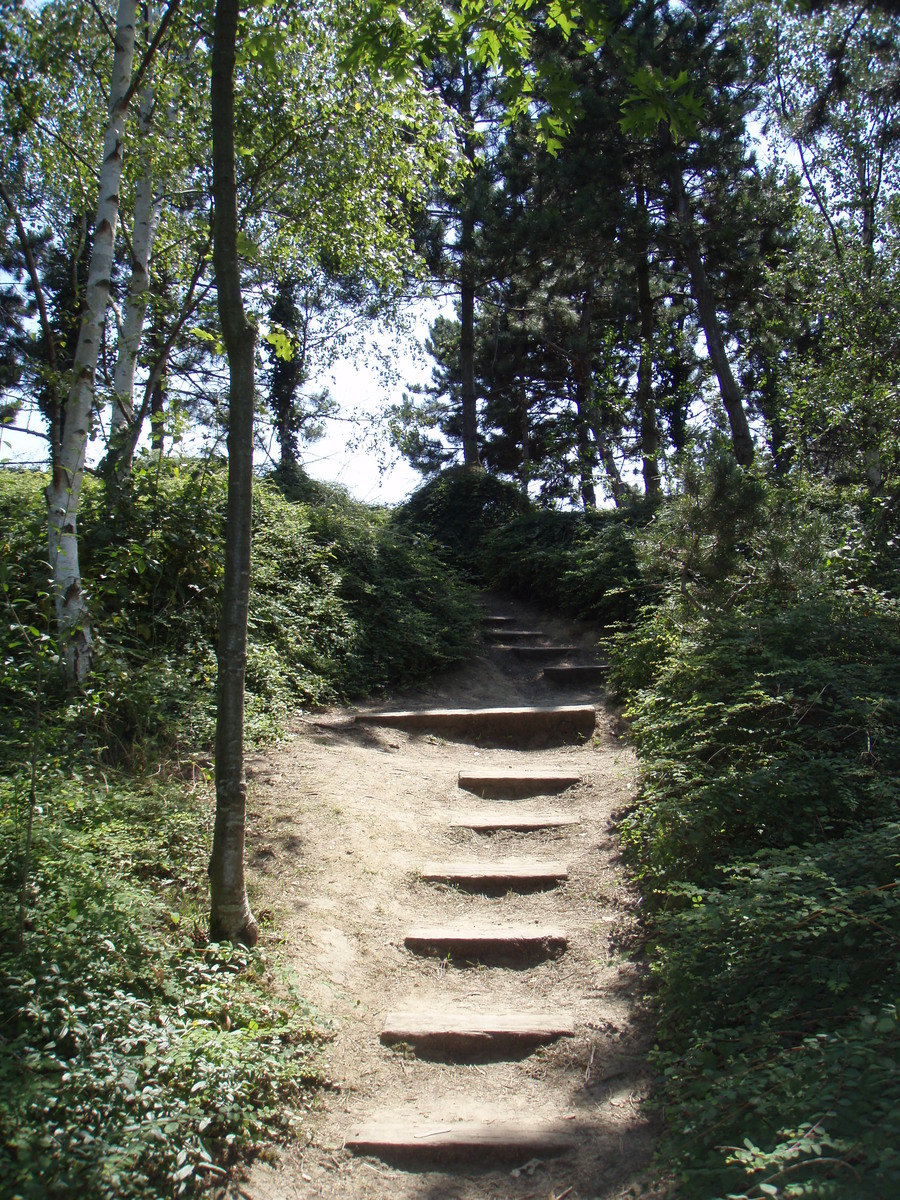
[[0, 772, 327, 1199], [396, 467, 653, 626], [0, 460, 479, 765], [0, 459, 479, 1198], [606, 456, 900, 1197]]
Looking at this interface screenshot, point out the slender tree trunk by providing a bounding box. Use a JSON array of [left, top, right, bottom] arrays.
[[663, 137, 754, 467], [458, 60, 481, 468], [44, 0, 139, 685], [634, 186, 661, 501], [572, 285, 596, 509], [110, 58, 164, 449], [590, 417, 626, 507], [208, 0, 258, 947]]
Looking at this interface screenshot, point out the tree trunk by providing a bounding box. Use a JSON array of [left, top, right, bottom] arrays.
[[572, 285, 596, 509], [110, 58, 164, 450], [45, 0, 139, 685], [664, 141, 754, 467], [634, 186, 661, 501], [458, 60, 480, 468], [208, 0, 258, 948]]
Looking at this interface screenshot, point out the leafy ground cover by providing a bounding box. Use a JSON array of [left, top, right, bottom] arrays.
[[399, 461, 900, 1198], [0, 460, 480, 1198]]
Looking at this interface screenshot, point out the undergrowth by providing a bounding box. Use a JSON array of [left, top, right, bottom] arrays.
[[0, 770, 328, 1199], [0, 458, 478, 1198], [397, 459, 900, 1197]]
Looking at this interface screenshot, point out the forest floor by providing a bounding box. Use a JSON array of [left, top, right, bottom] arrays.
[[238, 596, 667, 1200]]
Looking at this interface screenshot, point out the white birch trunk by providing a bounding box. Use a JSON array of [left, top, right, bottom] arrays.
[[45, 0, 138, 685], [110, 77, 163, 446]]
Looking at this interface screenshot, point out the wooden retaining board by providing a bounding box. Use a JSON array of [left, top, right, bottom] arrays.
[[507, 645, 579, 661], [458, 768, 582, 797], [483, 628, 546, 641], [404, 924, 567, 955], [354, 704, 596, 741], [543, 663, 607, 684], [420, 858, 568, 885], [381, 1009, 576, 1048], [345, 1119, 577, 1158], [449, 810, 580, 832]]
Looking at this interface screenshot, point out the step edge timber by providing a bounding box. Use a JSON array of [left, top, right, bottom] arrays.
[[404, 924, 567, 946], [345, 1119, 577, 1155], [356, 704, 594, 720], [448, 812, 580, 829], [457, 768, 583, 787], [381, 1010, 577, 1040], [420, 859, 568, 882]]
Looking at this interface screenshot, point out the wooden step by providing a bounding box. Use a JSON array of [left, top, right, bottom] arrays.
[[345, 1118, 577, 1159], [404, 923, 567, 957], [420, 858, 568, 887], [458, 767, 582, 797], [381, 1009, 576, 1052], [543, 663, 607, 684], [482, 615, 518, 625], [355, 704, 595, 742], [508, 644, 579, 661], [449, 810, 579, 832], [484, 628, 546, 641]]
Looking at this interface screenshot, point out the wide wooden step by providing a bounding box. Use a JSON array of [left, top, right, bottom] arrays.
[[381, 1009, 576, 1052], [420, 858, 568, 887], [404, 923, 567, 956], [449, 810, 579, 832], [543, 663, 607, 684], [355, 704, 595, 742], [484, 628, 546, 641], [345, 1118, 577, 1159], [458, 767, 582, 797], [507, 644, 579, 661]]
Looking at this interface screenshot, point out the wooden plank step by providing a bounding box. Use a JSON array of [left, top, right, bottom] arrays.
[[354, 704, 595, 741], [381, 1010, 576, 1050], [543, 663, 607, 684], [404, 924, 567, 956], [482, 615, 518, 625], [420, 858, 568, 886], [458, 768, 582, 797], [508, 644, 579, 661], [449, 810, 579, 832], [484, 627, 546, 641], [345, 1119, 577, 1159]]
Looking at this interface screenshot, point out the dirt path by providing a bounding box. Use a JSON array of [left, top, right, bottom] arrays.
[[242, 596, 663, 1200]]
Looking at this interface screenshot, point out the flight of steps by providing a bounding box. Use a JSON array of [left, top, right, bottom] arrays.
[[346, 605, 608, 1167]]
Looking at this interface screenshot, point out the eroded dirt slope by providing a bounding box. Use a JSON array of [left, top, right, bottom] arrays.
[[240, 596, 664, 1200]]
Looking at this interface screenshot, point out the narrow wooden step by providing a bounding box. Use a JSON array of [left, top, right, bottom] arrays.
[[482, 615, 518, 625], [508, 644, 579, 661], [449, 810, 579, 832], [355, 704, 595, 742], [345, 1118, 577, 1159], [381, 1010, 576, 1052], [420, 858, 568, 887], [484, 628, 546, 641], [458, 767, 582, 797], [543, 663, 607, 684], [404, 923, 567, 956]]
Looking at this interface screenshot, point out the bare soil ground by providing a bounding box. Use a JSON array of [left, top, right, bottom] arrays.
[[239, 596, 666, 1200]]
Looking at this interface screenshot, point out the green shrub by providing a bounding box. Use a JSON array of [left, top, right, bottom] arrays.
[[651, 824, 900, 1199], [0, 772, 327, 1199]]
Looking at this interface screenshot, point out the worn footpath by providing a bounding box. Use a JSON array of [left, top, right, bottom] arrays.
[[240, 596, 664, 1200]]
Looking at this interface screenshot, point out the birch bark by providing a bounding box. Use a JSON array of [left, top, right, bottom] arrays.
[[110, 69, 164, 463], [45, 0, 138, 685]]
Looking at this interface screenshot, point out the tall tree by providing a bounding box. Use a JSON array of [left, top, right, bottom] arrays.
[[208, 0, 258, 946]]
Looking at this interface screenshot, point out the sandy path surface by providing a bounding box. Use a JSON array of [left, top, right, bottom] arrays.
[[240, 596, 664, 1200]]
